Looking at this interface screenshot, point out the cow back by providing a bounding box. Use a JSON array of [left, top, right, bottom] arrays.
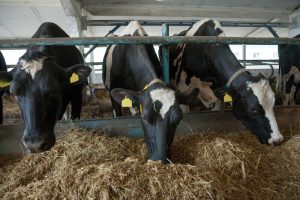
[[31, 22, 84, 68]]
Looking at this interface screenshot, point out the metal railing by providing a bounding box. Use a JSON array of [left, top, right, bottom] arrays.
[[0, 36, 300, 49]]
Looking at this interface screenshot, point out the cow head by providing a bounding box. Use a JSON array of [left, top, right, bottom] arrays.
[[231, 75, 283, 145], [177, 70, 220, 108], [111, 83, 188, 163], [0, 51, 91, 153]]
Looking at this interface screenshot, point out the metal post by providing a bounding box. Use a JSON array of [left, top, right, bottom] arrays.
[[242, 44, 246, 67], [161, 23, 170, 83], [84, 25, 121, 58], [266, 26, 279, 38]]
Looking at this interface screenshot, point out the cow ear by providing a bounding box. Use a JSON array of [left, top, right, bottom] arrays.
[[65, 64, 91, 85], [214, 88, 226, 100], [111, 88, 140, 107], [177, 88, 200, 105], [0, 71, 12, 90]]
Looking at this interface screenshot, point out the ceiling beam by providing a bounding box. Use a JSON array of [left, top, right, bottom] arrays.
[[289, 7, 300, 37], [0, 0, 60, 6], [83, 4, 293, 20], [60, 0, 83, 37]]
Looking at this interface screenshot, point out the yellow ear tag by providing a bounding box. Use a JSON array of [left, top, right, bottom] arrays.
[[143, 85, 148, 90], [139, 104, 143, 113], [70, 73, 79, 83], [224, 93, 232, 103], [0, 81, 10, 88], [121, 97, 132, 108]]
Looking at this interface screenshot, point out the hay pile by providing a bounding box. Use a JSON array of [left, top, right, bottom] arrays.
[[2, 95, 23, 125], [1, 128, 300, 200]]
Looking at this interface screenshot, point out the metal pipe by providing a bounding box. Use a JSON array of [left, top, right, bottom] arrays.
[[266, 26, 279, 38], [1, 36, 300, 48], [86, 19, 291, 28], [83, 25, 121, 58], [161, 23, 170, 83]]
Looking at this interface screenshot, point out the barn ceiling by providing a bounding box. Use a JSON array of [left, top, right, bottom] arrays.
[[0, 0, 299, 39]]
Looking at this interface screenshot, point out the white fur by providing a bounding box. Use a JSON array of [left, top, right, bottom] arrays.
[[105, 44, 116, 89], [20, 58, 45, 79], [282, 66, 300, 105], [105, 21, 147, 89], [186, 18, 224, 37], [177, 71, 219, 108], [150, 88, 175, 119], [173, 19, 224, 84], [119, 21, 147, 36], [248, 79, 284, 144]]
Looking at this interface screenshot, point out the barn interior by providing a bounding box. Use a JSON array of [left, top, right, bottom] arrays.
[[1, 0, 300, 199]]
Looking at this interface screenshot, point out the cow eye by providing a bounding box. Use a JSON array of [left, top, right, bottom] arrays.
[[250, 107, 257, 113]]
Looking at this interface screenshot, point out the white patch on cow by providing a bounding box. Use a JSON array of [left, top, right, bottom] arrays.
[[105, 21, 147, 89], [177, 71, 219, 108], [279, 66, 300, 106], [186, 18, 224, 37], [173, 19, 224, 82], [20, 57, 45, 79], [212, 20, 224, 36], [62, 104, 71, 121], [186, 18, 211, 36], [119, 20, 147, 36], [150, 88, 175, 119], [105, 45, 116, 89], [129, 107, 139, 116], [248, 79, 284, 145]]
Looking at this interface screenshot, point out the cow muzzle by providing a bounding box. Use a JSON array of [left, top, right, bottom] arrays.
[[22, 132, 56, 153], [268, 136, 284, 146]]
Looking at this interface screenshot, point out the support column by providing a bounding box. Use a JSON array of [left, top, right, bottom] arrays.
[[161, 23, 170, 84], [289, 7, 300, 37], [60, 0, 83, 37]]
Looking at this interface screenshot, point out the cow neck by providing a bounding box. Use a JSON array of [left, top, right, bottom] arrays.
[[225, 68, 251, 95], [143, 78, 164, 90]]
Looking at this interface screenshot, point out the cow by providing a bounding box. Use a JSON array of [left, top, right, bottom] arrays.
[[276, 34, 300, 105], [0, 22, 91, 153], [0, 51, 7, 124], [167, 18, 283, 145], [103, 21, 197, 163]]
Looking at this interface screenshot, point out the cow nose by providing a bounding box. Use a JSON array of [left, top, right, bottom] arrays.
[[268, 137, 284, 146], [23, 134, 55, 153]]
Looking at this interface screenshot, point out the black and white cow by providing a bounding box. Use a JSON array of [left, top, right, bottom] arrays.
[[168, 19, 283, 145], [276, 34, 300, 105], [103, 21, 197, 163], [0, 22, 91, 153], [0, 51, 7, 124]]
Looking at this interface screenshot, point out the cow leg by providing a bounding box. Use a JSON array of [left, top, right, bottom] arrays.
[[0, 97, 3, 124], [70, 89, 83, 120], [59, 92, 71, 120], [110, 94, 122, 117]]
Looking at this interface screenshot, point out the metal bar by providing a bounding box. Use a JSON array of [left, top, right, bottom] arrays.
[[1, 106, 300, 154], [86, 20, 291, 28], [84, 60, 279, 66], [266, 26, 280, 38], [161, 23, 170, 83], [1, 36, 300, 48], [83, 25, 121, 58], [85, 62, 103, 65], [239, 59, 278, 63]]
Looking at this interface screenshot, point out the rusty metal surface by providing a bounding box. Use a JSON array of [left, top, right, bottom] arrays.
[[1, 106, 300, 155]]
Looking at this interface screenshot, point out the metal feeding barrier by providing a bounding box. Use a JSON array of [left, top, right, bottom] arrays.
[[0, 35, 300, 83], [0, 28, 300, 154]]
